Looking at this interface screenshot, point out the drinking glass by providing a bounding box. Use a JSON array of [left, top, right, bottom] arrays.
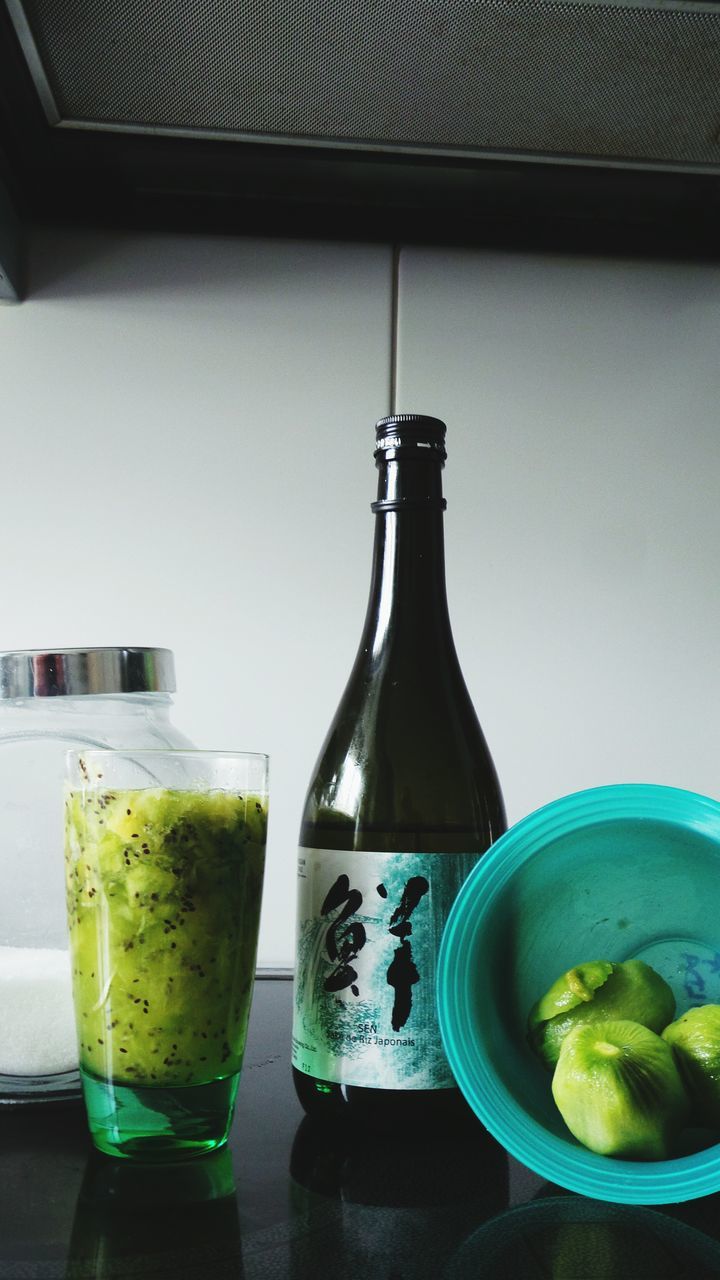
[[65, 749, 268, 1160]]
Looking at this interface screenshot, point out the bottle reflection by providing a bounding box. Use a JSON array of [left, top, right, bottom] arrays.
[[288, 1116, 509, 1279], [65, 1147, 243, 1279], [448, 1193, 720, 1279]]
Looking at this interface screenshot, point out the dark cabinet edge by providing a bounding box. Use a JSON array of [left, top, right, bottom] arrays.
[[0, 176, 23, 301]]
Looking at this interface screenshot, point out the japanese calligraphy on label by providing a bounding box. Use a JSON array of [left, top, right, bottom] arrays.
[[292, 847, 477, 1089]]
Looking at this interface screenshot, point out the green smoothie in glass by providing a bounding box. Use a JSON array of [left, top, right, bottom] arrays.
[[65, 751, 268, 1160]]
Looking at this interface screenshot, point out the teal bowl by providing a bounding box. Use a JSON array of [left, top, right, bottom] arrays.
[[437, 784, 720, 1204]]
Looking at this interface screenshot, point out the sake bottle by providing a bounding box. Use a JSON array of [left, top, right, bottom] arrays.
[[292, 414, 506, 1127]]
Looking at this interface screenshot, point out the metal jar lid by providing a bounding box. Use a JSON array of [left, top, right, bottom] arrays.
[[0, 648, 176, 698]]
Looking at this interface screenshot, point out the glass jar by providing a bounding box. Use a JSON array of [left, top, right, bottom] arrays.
[[0, 648, 192, 1104]]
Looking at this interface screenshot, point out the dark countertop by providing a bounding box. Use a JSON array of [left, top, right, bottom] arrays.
[[2, 976, 720, 1279]]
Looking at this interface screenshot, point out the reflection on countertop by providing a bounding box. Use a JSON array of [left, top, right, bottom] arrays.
[[66, 1148, 243, 1279], [2, 978, 720, 1279]]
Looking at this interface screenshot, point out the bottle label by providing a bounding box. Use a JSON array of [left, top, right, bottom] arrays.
[[292, 846, 478, 1090]]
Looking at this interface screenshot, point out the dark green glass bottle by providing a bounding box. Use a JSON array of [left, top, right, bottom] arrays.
[[292, 414, 506, 1128]]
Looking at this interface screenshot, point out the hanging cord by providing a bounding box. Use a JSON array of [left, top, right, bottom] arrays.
[[389, 244, 401, 415]]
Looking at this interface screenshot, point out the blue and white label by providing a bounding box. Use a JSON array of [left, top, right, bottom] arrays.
[[292, 846, 477, 1089]]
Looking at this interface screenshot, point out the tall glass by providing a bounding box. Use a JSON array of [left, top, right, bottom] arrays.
[[64, 749, 268, 1161]]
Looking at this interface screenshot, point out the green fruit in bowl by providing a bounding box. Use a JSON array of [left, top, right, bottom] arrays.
[[662, 1005, 720, 1126], [552, 1020, 688, 1159], [529, 960, 676, 1069]]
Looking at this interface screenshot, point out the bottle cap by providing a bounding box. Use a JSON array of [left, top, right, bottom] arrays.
[[374, 414, 447, 461], [0, 648, 176, 697]]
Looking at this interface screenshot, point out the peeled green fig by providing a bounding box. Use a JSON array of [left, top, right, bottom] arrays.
[[529, 960, 676, 1069], [529, 961, 615, 1025], [662, 1005, 720, 1126], [552, 1020, 688, 1159]]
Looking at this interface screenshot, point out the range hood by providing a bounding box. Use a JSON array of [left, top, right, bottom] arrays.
[[1, 0, 720, 285], [9, 0, 720, 170]]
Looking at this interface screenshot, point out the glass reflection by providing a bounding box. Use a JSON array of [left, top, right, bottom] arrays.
[[0, 1102, 88, 1267], [65, 1147, 243, 1279]]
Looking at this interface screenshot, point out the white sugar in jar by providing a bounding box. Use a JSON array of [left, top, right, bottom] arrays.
[[0, 648, 191, 1103]]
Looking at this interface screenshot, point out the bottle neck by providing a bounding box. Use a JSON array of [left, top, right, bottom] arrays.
[[363, 454, 452, 656]]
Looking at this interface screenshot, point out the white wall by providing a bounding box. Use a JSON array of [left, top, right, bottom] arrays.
[[2, 230, 720, 965], [0, 228, 392, 966], [396, 249, 720, 822]]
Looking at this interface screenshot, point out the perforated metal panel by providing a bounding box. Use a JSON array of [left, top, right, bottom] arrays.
[[8, 0, 720, 170]]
